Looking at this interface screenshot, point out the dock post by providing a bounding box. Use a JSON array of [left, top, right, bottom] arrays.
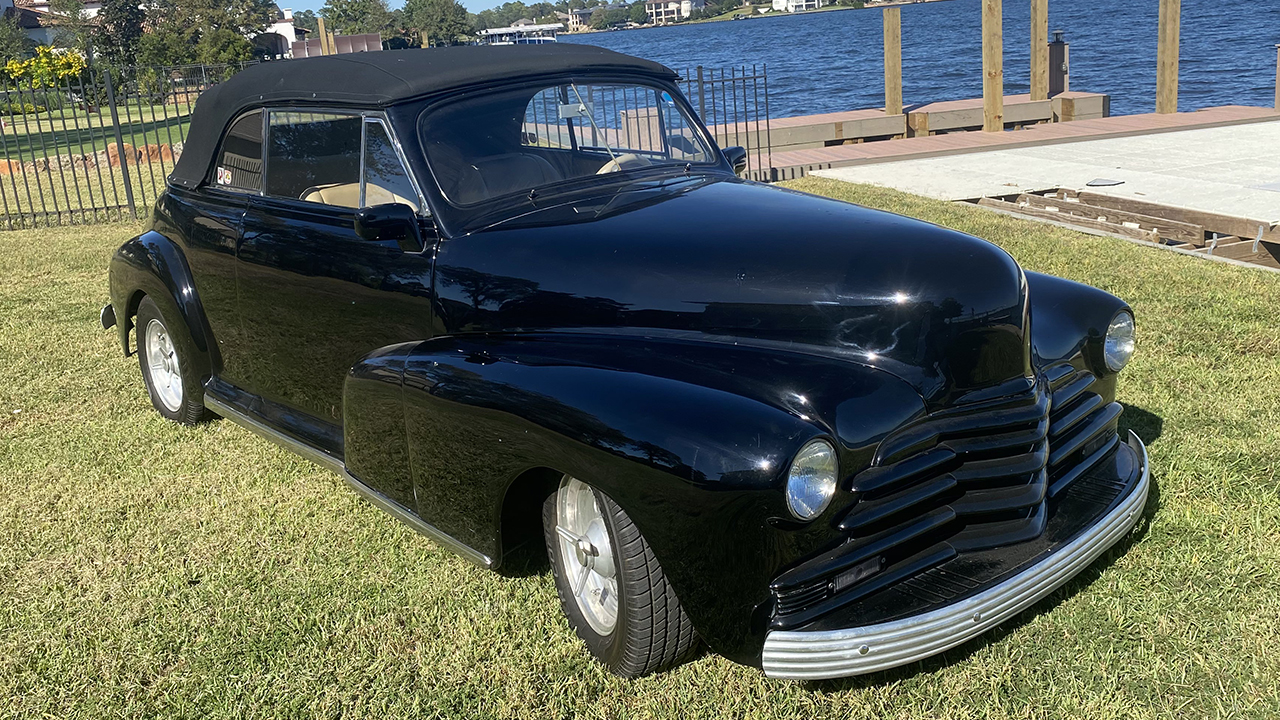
[[317, 17, 329, 54], [982, 0, 1003, 132], [883, 7, 902, 116], [1155, 0, 1180, 113], [1275, 44, 1279, 110], [1030, 0, 1048, 101]]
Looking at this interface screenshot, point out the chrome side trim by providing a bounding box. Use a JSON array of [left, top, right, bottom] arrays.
[[204, 393, 345, 474], [762, 430, 1150, 680], [203, 393, 493, 568]]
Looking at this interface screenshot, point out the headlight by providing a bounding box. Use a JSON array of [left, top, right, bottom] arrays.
[[1104, 311, 1136, 372], [786, 439, 838, 521]]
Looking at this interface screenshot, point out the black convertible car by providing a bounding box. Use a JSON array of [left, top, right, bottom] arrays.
[[102, 46, 1148, 679]]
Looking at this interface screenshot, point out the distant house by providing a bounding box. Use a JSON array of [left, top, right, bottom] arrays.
[[0, 0, 100, 46], [253, 7, 307, 59], [645, 0, 703, 24], [567, 7, 594, 32], [771, 0, 825, 11]]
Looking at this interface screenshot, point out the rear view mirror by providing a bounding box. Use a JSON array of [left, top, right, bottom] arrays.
[[354, 203, 423, 252], [723, 146, 748, 175]]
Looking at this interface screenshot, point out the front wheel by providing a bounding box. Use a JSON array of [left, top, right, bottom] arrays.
[[542, 475, 698, 677], [136, 296, 207, 425]]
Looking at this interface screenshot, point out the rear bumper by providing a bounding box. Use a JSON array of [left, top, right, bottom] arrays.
[[761, 430, 1150, 680]]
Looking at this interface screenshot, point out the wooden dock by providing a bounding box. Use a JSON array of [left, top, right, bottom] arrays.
[[762, 105, 1278, 180]]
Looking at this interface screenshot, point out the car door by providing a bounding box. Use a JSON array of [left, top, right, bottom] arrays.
[[235, 109, 438, 457], [167, 109, 263, 387]]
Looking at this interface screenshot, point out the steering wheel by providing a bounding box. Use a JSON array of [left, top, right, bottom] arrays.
[[596, 153, 653, 174]]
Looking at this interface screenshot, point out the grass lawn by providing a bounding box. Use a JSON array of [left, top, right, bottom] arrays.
[[3, 177, 1280, 718]]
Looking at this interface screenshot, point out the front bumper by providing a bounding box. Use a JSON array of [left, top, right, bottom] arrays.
[[761, 430, 1150, 680]]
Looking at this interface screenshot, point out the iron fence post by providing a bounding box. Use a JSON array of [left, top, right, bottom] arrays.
[[696, 65, 706, 122], [103, 68, 136, 219]]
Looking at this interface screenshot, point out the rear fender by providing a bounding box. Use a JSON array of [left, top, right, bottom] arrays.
[[108, 230, 216, 380], [343, 332, 926, 663]]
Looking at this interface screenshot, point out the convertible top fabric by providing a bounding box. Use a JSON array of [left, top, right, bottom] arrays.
[[169, 45, 677, 189]]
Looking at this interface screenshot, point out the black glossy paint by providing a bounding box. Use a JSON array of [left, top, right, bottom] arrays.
[[107, 67, 1141, 671]]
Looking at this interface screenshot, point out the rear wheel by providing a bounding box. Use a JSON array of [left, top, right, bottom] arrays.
[[542, 475, 698, 677], [136, 296, 207, 425]]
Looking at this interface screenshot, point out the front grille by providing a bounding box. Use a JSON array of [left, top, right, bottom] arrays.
[[771, 362, 1123, 627]]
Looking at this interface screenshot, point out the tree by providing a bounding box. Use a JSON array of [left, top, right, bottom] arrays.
[[588, 7, 606, 28], [48, 0, 95, 54], [0, 14, 31, 62], [404, 0, 469, 46], [196, 28, 254, 64], [629, 2, 648, 23], [136, 30, 188, 67], [148, 0, 278, 41], [293, 9, 320, 34], [321, 0, 392, 36], [94, 0, 146, 66]]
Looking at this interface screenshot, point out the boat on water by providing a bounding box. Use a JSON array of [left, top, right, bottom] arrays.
[[477, 23, 564, 45]]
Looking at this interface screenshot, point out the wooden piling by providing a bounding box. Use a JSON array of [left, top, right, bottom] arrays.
[[1030, 0, 1048, 101], [982, 0, 1003, 132], [1155, 0, 1180, 114], [317, 17, 331, 55], [1275, 44, 1279, 110], [883, 7, 903, 116]]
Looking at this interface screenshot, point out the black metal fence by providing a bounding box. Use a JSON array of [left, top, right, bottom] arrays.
[[678, 64, 773, 182], [0, 59, 774, 229], [0, 62, 253, 228]]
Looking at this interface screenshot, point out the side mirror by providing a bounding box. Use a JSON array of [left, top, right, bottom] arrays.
[[723, 146, 748, 175], [354, 203, 424, 252]]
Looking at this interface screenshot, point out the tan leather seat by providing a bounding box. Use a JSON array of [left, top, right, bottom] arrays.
[[301, 182, 416, 210]]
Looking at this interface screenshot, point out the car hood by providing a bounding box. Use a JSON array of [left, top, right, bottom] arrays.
[[433, 175, 1031, 410]]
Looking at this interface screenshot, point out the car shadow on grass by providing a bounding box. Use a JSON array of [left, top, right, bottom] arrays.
[[803, 404, 1164, 693]]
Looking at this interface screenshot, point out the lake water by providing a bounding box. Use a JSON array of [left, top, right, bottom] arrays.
[[561, 0, 1280, 119]]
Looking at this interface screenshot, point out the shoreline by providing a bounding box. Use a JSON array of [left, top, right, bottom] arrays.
[[563, 0, 952, 34]]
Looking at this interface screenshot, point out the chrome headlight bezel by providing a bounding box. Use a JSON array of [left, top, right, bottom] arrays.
[[1104, 310, 1136, 373], [785, 439, 838, 521]]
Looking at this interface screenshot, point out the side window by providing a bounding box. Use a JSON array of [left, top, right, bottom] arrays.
[[265, 111, 361, 207], [362, 121, 419, 211], [213, 110, 262, 192]]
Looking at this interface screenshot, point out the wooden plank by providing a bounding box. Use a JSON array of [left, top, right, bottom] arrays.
[[1030, 0, 1049, 102], [978, 197, 1160, 242], [883, 8, 903, 117], [1156, 0, 1180, 113], [1198, 239, 1280, 270], [982, 0, 1004, 132], [1075, 191, 1277, 242], [1016, 193, 1204, 244]]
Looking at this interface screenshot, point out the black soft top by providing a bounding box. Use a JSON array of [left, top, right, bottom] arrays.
[[169, 45, 677, 189]]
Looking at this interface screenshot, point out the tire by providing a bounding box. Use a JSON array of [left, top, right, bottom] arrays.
[[543, 475, 698, 677], [136, 296, 207, 425]]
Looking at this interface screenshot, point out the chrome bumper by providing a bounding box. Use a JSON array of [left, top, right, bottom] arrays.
[[761, 430, 1150, 680]]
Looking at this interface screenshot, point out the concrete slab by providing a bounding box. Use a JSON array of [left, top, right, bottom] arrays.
[[811, 120, 1280, 222]]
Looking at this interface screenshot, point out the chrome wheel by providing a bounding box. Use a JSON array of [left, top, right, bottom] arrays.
[[555, 475, 618, 636], [144, 318, 183, 412]]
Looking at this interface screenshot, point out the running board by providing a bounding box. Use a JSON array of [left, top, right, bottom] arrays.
[[203, 392, 493, 568]]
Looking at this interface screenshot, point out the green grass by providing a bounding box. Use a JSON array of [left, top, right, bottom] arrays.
[[3, 177, 1280, 718]]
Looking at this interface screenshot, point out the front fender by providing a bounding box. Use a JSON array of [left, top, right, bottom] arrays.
[[1026, 271, 1131, 375], [345, 332, 926, 664], [108, 230, 216, 380]]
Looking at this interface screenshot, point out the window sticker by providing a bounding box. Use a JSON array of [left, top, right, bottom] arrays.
[[216, 167, 233, 185]]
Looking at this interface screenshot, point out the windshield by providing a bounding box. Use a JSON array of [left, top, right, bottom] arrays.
[[419, 80, 715, 206]]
